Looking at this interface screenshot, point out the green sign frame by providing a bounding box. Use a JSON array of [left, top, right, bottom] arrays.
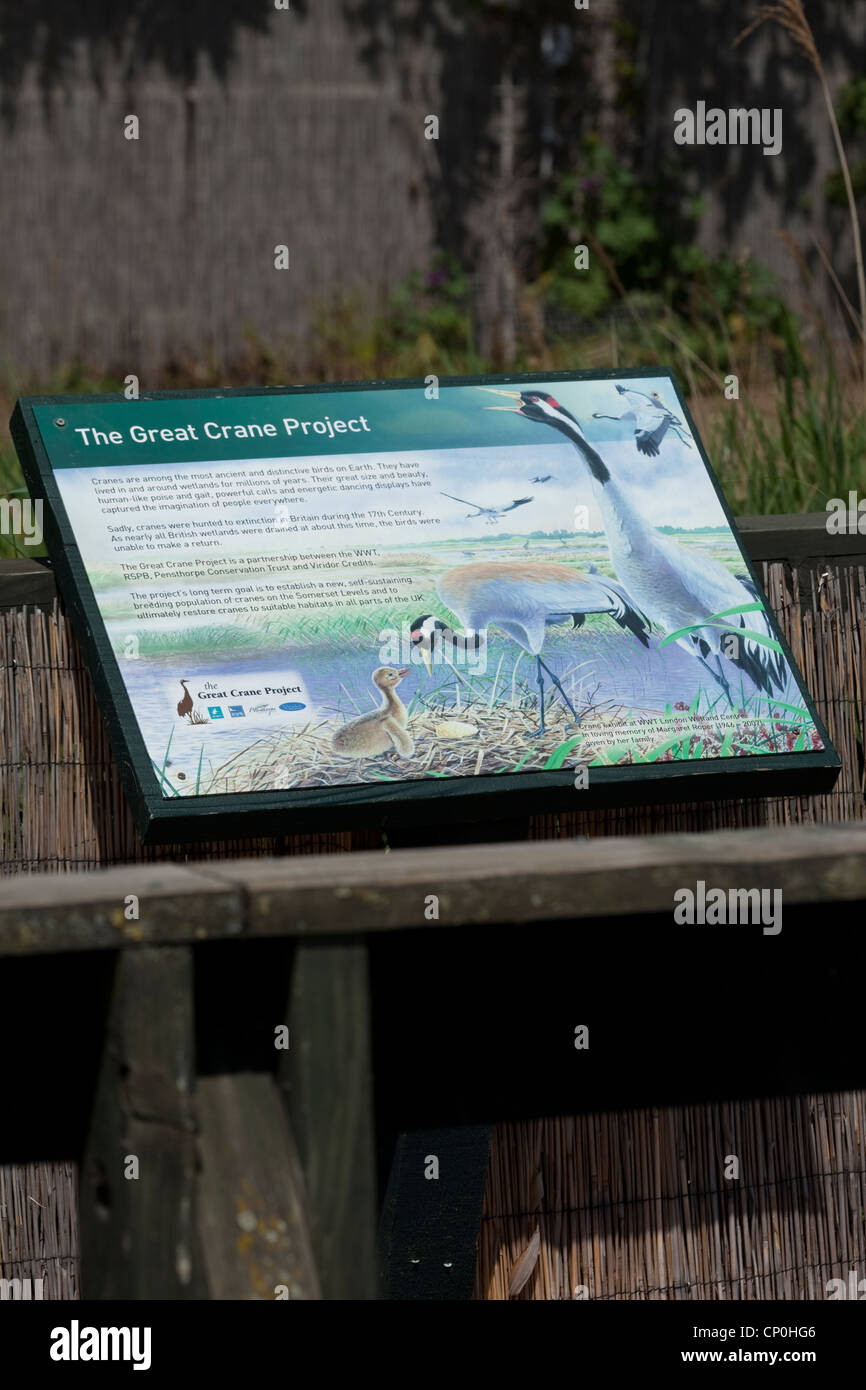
[[11, 369, 839, 844]]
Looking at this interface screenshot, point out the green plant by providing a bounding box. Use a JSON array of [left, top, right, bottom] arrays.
[[825, 79, 866, 207], [534, 136, 796, 386], [710, 328, 866, 513], [538, 135, 689, 319]]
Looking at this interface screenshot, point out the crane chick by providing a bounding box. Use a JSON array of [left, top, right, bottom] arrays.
[[331, 666, 415, 759]]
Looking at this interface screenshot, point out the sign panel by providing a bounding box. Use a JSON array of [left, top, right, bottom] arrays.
[[11, 371, 839, 841]]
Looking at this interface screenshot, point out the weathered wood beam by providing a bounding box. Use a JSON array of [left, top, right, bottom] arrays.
[[736, 512, 865, 561], [278, 940, 378, 1299], [3, 823, 866, 956], [0, 863, 243, 955], [79, 945, 204, 1299], [196, 1072, 320, 1300], [0, 557, 56, 611]]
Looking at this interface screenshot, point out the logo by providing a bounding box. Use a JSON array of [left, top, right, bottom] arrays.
[[826, 1270, 866, 1299], [673, 880, 782, 935], [49, 1320, 152, 1371], [0, 496, 43, 547], [163, 670, 311, 729], [673, 102, 782, 157], [826, 493, 866, 534], [175, 677, 208, 725]]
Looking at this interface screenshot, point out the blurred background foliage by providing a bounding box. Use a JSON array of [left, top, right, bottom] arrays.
[[1, 0, 865, 554]]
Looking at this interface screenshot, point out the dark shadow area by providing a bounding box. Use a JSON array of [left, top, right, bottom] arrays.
[[5, 896, 862, 1169], [2, 936, 295, 1162], [342, 0, 590, 267], [632, 0, 858, 271], [194, 936, 295, 1075], [370, 898, 864, 1138], [371, 896, 866, 1293], [2, 950, 115, 1161]]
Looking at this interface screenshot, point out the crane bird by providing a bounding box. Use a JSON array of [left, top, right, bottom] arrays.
[[479, 387, 786, 700], [440, 490, 533, 524], [409, 560, 649, 735], [592, 384, 692, 456], [177, 680, 194, 721]]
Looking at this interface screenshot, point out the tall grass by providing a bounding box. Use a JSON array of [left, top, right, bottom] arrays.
[[709, 337, 866, 514], [1, 344, 862, 549]]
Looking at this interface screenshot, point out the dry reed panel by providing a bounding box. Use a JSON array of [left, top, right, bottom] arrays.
[[0, 560, 863, 873], [0, 0, 433, 381], [0, 1161, 79, 1300], [476, 1091, 866, 1300]]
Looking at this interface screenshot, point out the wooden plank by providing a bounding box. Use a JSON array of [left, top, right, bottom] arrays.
[[79, 945, 204, 1299], [379, 1126, 492, 1300], [0, 557, 55, 611], [278, 940, 378, 1299], [737, 513, 866, 561], [196, 1073, 320, 1300], [194, 821, 866, 929], [223, 823, 866, 934], [3, 823, 866, 955], [0, 862, 243, 955]]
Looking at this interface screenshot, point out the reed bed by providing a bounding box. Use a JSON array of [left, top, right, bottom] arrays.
[[187, 684, 812, 798], [193, 692, 628, 795], [476, 1091, 866, 1300], [0, 1161, 79, 1300]]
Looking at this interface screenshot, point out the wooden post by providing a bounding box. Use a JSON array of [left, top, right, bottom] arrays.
[[196, 1073, 321, 1300], [278, 940, 378, 1299], [79, 946, 204, 1299], [379, 1126, 492, 1300]]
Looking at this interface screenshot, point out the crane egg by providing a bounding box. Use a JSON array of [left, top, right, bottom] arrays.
[[435, 720, 479, 739]]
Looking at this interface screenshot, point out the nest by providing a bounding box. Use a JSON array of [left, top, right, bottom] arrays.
[[195, 694, 611, 794], [193, 687, 815, 796]]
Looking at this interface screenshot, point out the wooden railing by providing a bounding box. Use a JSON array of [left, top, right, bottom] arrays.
[[3, 825, 866, 1299]]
